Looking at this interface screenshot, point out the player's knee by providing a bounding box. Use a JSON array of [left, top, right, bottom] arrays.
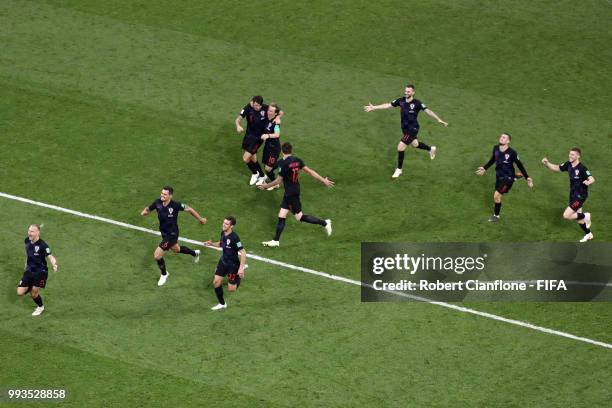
[[171, 246, 180, 253], [563, 212, 573, 220], [411, 139, 419, 147], [228, 285, 237, 292], [294, 213, 303, 221], [31, 288, 39, 297]]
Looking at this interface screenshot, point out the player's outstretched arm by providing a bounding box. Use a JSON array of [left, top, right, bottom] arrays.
[[235, 115, 245, 133], [424, 108, 448, 127], [204, 240, 221, 248], [238, 249, 247, 278], [476, 154, 495, 176], [186, 207, 207, 224], [303, 166, 335, 188], [363, 102, 392, 112], [140, 207, 150, 216], [541, 158, 561, 172], [47, 254, 58, 272], [258, 176, 283, 190]]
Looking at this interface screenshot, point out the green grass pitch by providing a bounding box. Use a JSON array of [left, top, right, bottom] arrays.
[[1, 0, 611, 406]]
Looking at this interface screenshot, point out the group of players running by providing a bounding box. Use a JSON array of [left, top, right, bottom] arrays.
[[16, 84, 596, 316]]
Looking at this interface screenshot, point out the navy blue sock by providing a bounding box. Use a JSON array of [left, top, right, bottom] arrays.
[[179, 246, 196, 256], [417, 142, 431, 151], [214, 286, 225, 305], [274, 218, 286, 241], [494, 203, 502, 216], [301, 214, 326, 226], [156, 258, 167, 275]]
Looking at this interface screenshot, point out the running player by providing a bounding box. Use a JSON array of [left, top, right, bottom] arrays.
[[258, 103, 282, 190], [476, 133, 533, 222], [235, 96, 282, 185], [542, 148, 595, 242], [204, 216, 246, 310], [17, 224, 58, 316], [258, 142, 334, 247], [364, 84, 448, 178], [141, 186, 207, 286]]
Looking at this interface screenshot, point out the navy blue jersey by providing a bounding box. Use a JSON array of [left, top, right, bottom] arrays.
[[148, 199, 186, 236], [279, 155, 305, 196], [220, 231, 243, 266], [390, 98, 428, 130], [263, 118, 281, 148], [240, 103, 269, 137], [559, 161, 591, 198], [25, 238, 51, 272], [484, 145, 529, 180]]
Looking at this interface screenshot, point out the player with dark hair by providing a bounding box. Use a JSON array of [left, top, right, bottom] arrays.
[[476, 133, 533, 222], [141, 186, 207, 286], [364, 84, 448, 178], [17, 224, 58, 316], [204, 216, 247, 310], [542, 148, 595, 242], [257, 103, 282, 190], [258, 142, 334, 247], [235, 96, 283, 185]]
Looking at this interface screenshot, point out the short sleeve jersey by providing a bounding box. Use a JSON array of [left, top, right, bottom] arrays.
[[278, 156, 305, 196], [559, 161, 591, 198], [25, 238, 51, 272], [240, 103, 269, 137], [148, 199, 186, 236], [220, 231, 243, 266], [390, 98, 428, 130]]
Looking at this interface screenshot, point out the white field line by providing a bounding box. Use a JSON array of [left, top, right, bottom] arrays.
[[2, 191, 611, 350]]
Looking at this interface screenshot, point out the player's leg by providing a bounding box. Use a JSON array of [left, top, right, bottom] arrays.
[[171, 242, 199, 262], [211, 267, 227, 310], [251, 154, 265, 182], [17, 272, 32, 296], [410, 137, 436, 160], [292, 194, 332, 236], [394, 140, 409, 178], [17, 286, 30, 296], [565, 202, 593, 241], [154, 245, 170, 286], [227, 272, 240, 292], [30, 285, 45, 315], [263, 207, 289, 247], [262, 146, 279, 187], [489, 191, 503, 222]]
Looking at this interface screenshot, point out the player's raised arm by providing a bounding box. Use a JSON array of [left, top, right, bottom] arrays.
[[303, 166, 335, 188], [424, 108, 448, 127], [541, 158, 561, 172], [185, 206, 207, 224], [363, 102, 393, 112], [584, 175, 595, 186]]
